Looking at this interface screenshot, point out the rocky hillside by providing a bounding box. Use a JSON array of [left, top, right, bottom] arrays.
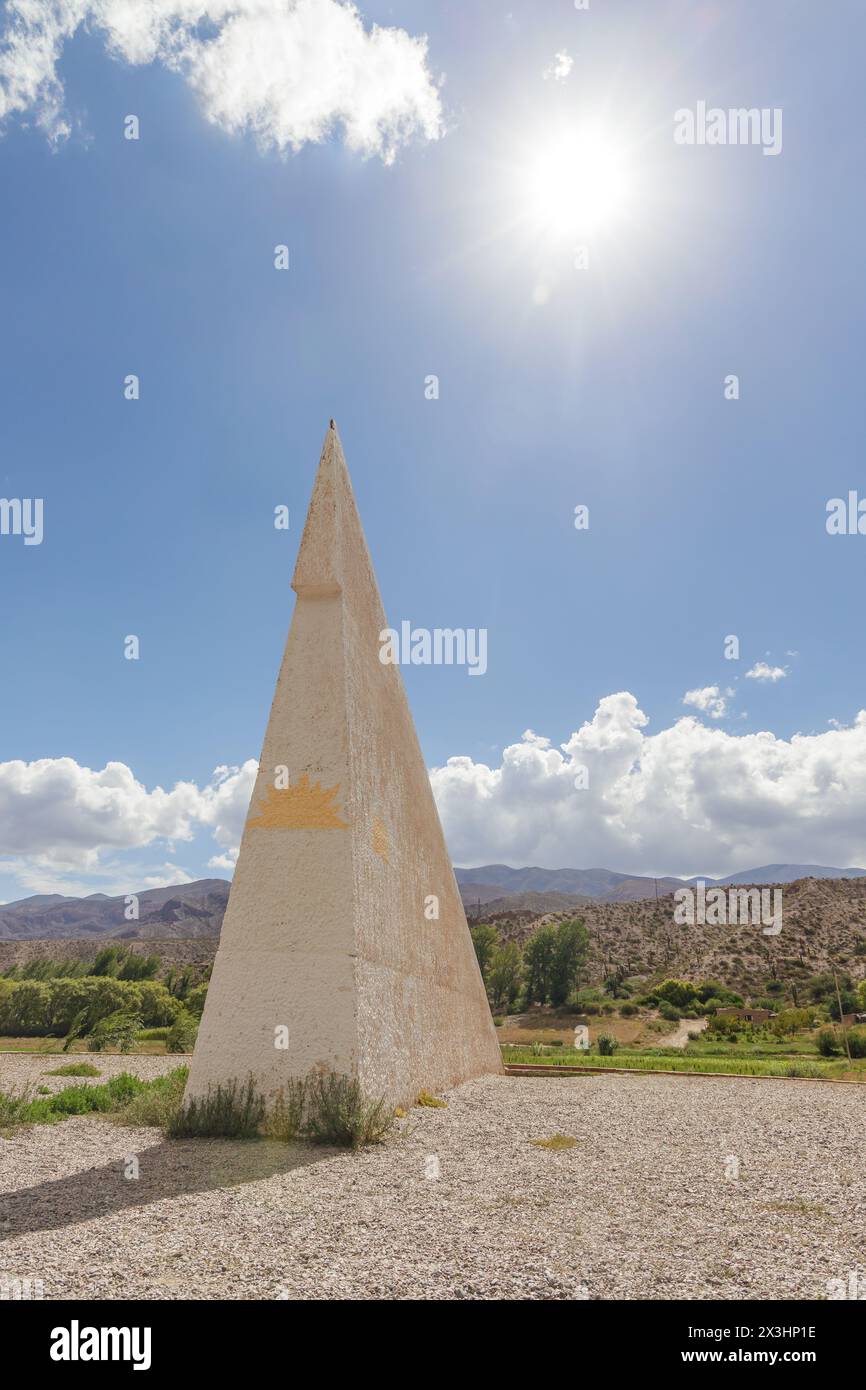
[[472, 876, 866, 997]]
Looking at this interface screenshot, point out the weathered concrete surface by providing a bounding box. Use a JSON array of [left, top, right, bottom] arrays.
[[186, 423, 501, 1107]]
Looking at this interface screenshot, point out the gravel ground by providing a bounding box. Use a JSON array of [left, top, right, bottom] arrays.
[[1, 1053, 864, 1301]]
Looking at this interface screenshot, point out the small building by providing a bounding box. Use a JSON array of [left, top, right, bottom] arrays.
[[716, 1007, 773, 1024], [840, 1013, 866, 1028]]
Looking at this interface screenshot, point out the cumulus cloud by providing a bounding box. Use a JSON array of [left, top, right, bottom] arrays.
[[682, 685, 730, 719], [0, 758, 203, 864], [430, 694, 866, 878], [197, 760, 259, 868], [746, 662, 788, 683], [0, 756, 255, 891], [0, 0, 443, 161], [542, 50, 573, 82], [7, 693, 866, 891]]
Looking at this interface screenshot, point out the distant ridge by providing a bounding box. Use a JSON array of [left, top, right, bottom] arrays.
[[0, 879, 230, 940], [455, 862, 866, 907], [3, 863, 865, 938]]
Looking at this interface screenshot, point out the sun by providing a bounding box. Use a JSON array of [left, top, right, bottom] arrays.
[[522, 125, 630, 236]]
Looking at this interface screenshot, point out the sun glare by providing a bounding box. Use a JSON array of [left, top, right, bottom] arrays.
[[523, 126, 630, 236]]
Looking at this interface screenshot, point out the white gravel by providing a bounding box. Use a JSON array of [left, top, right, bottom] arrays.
[[1, 1054, 864, 1300]]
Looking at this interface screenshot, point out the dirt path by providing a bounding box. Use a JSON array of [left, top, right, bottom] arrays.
[[656, 1016, 708, 1048]]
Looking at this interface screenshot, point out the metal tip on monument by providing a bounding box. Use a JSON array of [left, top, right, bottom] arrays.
[[329, 419, 336, 430]]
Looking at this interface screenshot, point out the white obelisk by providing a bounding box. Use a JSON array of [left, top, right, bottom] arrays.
[[186, 423, 501, 1107]]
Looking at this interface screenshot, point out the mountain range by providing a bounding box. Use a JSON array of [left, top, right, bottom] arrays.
[[453, 863, 866, 908], [1, 862, 865, 939]]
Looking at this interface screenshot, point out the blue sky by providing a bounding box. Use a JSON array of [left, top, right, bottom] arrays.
[[1, 0, 864, 898]]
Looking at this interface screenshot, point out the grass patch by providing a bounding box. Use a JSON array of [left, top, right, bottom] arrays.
[[501, 1045, 850, 1079], [530, 1134, 577, 1151], [416, 1089, 447, 1108], [0, 1087, 33, 1129], [45, 1062, 101, 1077], [116, 1067, 188, 1128], [765, 1199, 829, 1217], [0, 1069, 192, 1131]]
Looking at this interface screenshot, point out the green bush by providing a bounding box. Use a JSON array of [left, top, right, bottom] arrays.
[[656, 979, 698, 1009], [303, 1072, 394, 1149], [816, 1027, 839, 1057], [168, 1077, 265, 1139], [597, 1034, 619, 1056], [659, 1002, 681, 1022], [619, 1002, 637, 1016], [117, 1068, 188, 1128], [845, 1027, 866, 1059]]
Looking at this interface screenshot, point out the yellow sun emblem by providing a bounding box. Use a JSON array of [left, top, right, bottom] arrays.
[[247, 774, 349, 830]]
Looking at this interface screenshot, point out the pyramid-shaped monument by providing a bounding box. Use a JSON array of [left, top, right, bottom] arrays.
[[186, 423, 501, 1107]]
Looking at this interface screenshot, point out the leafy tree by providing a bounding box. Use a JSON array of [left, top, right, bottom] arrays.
[[2, 980, 51, 1034], [523, 925, 558, 1004], [550, 919, 589, 1006], [136, 981, 184, 1027], [487, 942, 523, 1012], [86, 1011, 143, 1053], [166, 1011, 199, 1053], [470, 924, 499, 984], [185, 982, 209, 1018]]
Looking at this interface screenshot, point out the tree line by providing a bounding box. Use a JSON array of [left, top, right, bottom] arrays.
[[471, 918, 589, 1012]]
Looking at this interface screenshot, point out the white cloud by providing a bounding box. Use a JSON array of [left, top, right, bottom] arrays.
[[7, 692, 866, 892], [682, 685, 730, 719], [0, 756, 254, 890], [430, 693, 866, 878], [197, 760, 259, 868], [542, 50, 573, 82], [0, 0, 443, 161], [0, 757, 204, 863], [745, 662, 788, 683]]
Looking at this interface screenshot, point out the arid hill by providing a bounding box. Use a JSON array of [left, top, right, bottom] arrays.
[[471, 876, 866, 996]]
